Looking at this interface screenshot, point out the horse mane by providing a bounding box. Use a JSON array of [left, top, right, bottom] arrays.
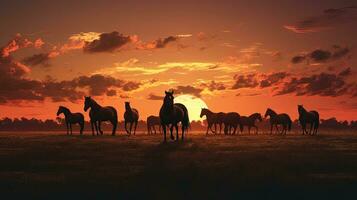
[[249, 113, 260, 118], [267, 108, 277, 116]]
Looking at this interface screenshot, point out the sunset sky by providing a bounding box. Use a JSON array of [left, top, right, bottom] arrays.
[[0, 0, 356, 121]]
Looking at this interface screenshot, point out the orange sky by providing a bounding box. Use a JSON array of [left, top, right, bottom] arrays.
[[0, 0, 356, 121]]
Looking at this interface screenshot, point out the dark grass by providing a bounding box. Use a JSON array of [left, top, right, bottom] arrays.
[[0, 131, 357, 199]]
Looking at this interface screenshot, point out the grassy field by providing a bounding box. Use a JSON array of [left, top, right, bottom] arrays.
[[0, 131, 357, 199]]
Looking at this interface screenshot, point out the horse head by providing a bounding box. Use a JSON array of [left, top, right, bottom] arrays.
[[84, 96, 92, 112], [256, 113, 263, 122], [163, 90, 174, 109], [56, 106, 64, 116], [298, 104, 304, 114], [125, 102, 131, 110], [200, 108, 207, 118]]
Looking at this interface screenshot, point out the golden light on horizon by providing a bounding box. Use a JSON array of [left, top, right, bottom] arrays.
[[174, 95, 208, 122]]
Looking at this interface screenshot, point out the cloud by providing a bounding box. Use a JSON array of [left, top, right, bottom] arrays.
[[285, 6, 357, 33], [201, 81, 226, 91], [291, 46, 351, 64], [232, 74, 258, 89], [174, 85, 203, 97], [147, 93, 164, 100], [83, 31, 133, 53], [275, 68, 355, 97], [260, 72, 289, 88], [138, 36, 178, 50], [22, 53, 51, 67]]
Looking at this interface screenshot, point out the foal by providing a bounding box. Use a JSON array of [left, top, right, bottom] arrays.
[[57, 106, 84, 135]]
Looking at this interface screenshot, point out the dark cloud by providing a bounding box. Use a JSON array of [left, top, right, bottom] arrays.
[[147, 93, 164, 100], [201, 81, 226, 91], [154, 36, 177, 48], [285, 6, 357, 33], [232, 74, 258, 89], [291, 46, 351, 64], [83, 31, 132, 53], [310, 49, 331, 62], [260, 72, 288, 88], [175, 85, 203, 97], [275, 68, 355, 97], [22, 53, 51, 67], [106, 89, 117, 96], [291, 55, 307, 64]]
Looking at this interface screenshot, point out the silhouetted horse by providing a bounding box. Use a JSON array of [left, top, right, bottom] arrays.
[[160, 91, 189, 142], [147, 115, 161, 135], [124, 102, 139, 135], [57, 106, 84, 135], [223, 112, 240, 135], [264, 108, 292, 135], [298, 105, 319, 135], [239, 113, 262, 134], [200, 108, 225, 135], [84, 96, 118, 136]]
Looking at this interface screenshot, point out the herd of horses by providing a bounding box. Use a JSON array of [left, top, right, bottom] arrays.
[[56, 91, 320, 142]]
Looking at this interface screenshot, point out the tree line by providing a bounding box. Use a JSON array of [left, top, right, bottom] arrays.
[[0, 117, 356, 132]]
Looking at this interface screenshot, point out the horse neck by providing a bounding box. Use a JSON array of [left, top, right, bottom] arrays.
[[268, 110, 277, 118], [299, 107, 307, 115], [62, 109, 72, 118], [162, 101, 174, 114], [91, 100, 102, 110], [125, 104, 132, 112]]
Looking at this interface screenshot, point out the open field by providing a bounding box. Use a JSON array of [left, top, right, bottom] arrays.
[[0, 131, 357, 199]]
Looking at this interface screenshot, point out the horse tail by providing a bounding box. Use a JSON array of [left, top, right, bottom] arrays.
[[175, 103, 190, 131], [315, 112, 320, 130]]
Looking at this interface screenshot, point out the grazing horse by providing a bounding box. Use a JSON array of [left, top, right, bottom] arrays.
[[200, 108, 225, 135], [298, 105, 319, 135], [147, 115, 161, 135], [84, 96, 118, 136], [239, 113, 263, 134], [223, 112, 240, 135], [264, 108, 292, 135], [57, 106, 84, 135], [159, 91, 190, 142], [124, 102, 139, 135]]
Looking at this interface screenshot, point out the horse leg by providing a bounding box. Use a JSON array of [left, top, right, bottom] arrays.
[[129, 122, 133, 135], [90, 121, 94, 136], [270, 124, 273, 135], [248, 126, 251, 134], [66, 122, 69, 135], [309, 123, 313, 135], [181, 123, 185, 140], [275, 125, 279, 134], [134, 121, 138, 135], [206, 124, 210, 135], [162, 124, 167, 142], [255, 126, 258, 134], [175, 124, 179, 141], [214, 123, 217, 135], [69, 123, 72, 135], [125, 120, 130, 135], [219, 123, 222, 134], [170, 125, 175, 140], [94, 121, 99, 135]]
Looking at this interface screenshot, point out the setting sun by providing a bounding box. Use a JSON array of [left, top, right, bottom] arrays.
[[174, 94, 208, 122]]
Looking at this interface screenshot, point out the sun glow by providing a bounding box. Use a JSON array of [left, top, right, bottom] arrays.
[[174, 95, 208, 122]]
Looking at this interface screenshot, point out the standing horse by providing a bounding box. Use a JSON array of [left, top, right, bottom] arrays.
[[223, 112, 240, 135], [160, 91, 189, 142], [200, 108, 225, 135], [84, 96, 118, 136], [239, 113, 262, 134], [124, 102, 139, 135], [264, 108, 292, 135], [57, 106, 84, 135], [147, 115, 161, 135], [298, 105, 319, 135]]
